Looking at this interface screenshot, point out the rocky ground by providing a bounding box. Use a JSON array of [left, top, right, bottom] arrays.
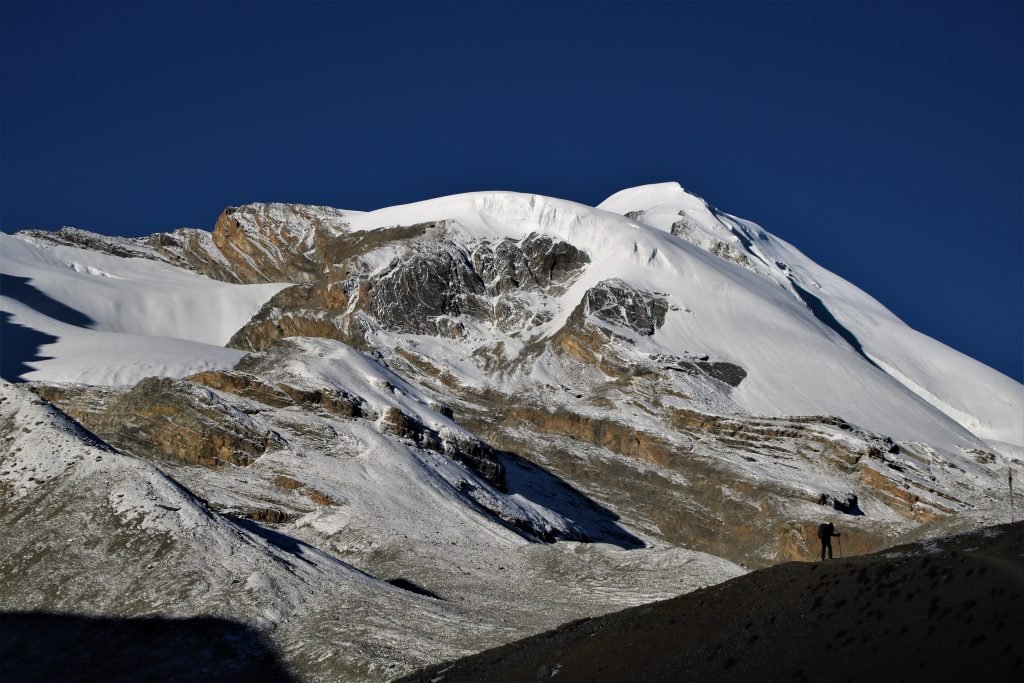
[[402, 521, 1024, 682], [0, 379, 742, 681]]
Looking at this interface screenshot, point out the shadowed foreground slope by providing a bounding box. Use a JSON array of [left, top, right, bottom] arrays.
[[401, 522, 1024, 682], [0, 614, 293, 682]]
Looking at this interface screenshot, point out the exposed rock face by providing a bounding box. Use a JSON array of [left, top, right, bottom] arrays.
[[188, 369, 365, 418], [577, 279, 669, 337], [670, 211, 701, 238], [405, 363, 988, 568], [15, 203, 360, 286], [226, 281, 367, 351], [544, 284, 747, 392], [210, 203, 349, 283], [709, 239, 754, 269], [367, 242, 488, 336], [670, 212, 755, 270], [472, 233, 590, 294], [229, 231, 590, 350], [145, 228, 244, 282], [31, 378, 285, 468], [381, 406, 506, 488]]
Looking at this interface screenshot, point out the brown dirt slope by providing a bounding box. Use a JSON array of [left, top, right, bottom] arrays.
[[399, 522, 1024, 683]]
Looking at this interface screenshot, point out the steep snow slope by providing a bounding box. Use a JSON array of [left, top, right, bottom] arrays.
[[330, 190, 1018, 457], [0, 233, 289, 384], [599, 182, 1024, 454]]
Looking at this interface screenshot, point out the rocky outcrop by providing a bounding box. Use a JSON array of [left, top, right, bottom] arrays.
[[670, 212, 701, 238], [579, 279, 669, 337], [381, 407, 506, 488], [669, 212, 755, 270], [709, 239, 754, 269], [654, 354, 748, 388], [188, 369, 366, 418], [209, 203, 348, 283], [434, 379, 977, 567], [194, 340, 508, 489], [546, 284, 749, 391], [366, 235, 588, 337], [15, 227, 159, 260], [471, 233, 590, 295], [145, 228, 244, 282], [367, 242, 488, 336], [547, 280, 676, 378], [229, 231, 590, 350], [31, 378, 284, 468], [17, 204, 362, 286]]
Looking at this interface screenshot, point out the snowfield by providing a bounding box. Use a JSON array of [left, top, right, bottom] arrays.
[[599, 182, 1024, 452], [0, 232, 289, 384]]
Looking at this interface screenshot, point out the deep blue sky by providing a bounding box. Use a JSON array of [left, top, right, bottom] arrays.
[[2, 1, 1021, 380]]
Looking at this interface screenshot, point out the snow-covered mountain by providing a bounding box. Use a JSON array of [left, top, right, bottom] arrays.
[[1, 183, 1021, 680], [599, 183, 1023, 454]]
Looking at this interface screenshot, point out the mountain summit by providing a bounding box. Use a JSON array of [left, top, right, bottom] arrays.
[[1, 183, 1021, 679]]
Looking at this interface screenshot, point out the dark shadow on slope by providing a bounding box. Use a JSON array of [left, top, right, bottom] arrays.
[[0, 313, 59, 382], [791, 280, 882, 371], [225, 515, 307, 558], [497, 451, 646, 550], [401, 521, 1024, 683], [1, 274, 97, 382], [387, 577, 445, 600], [0, 273, 95, 327], [0, 612, 294, 683]]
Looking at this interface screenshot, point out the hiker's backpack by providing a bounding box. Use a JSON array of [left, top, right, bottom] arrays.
[[817, 523, 829, 539]]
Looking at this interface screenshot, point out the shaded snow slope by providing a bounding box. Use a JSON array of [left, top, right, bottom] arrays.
[[0, 233, 289, 384]]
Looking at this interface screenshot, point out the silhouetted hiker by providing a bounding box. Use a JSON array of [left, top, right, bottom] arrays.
[[817, 522, 840, 560]]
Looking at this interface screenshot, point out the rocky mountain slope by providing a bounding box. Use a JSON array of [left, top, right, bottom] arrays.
[[402, 521, 1024, 682], [2, 182, 1021, 679], [0, 380, 741, 680]]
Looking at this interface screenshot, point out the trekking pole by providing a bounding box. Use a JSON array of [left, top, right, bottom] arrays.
[[838, 535, 843, 558], [1010, 468, 1015, 525]]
